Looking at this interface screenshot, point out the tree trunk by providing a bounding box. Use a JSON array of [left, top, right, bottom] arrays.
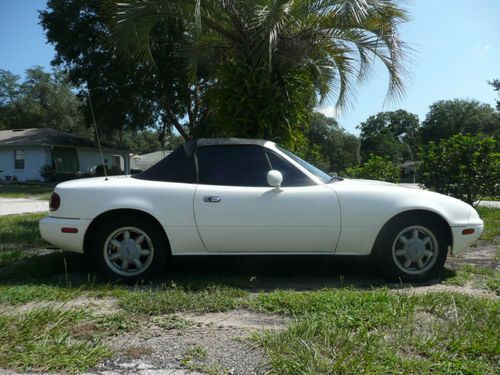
[[162, 99, 190, 141]]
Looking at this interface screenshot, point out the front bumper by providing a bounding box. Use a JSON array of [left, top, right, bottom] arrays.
[[39, 216, 91, 253], [450, 223, 484, 255]]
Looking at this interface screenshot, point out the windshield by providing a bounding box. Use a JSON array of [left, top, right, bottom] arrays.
[[277, 146, 333, 184]]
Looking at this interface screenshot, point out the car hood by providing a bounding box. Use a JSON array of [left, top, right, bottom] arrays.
[[335, 178, 434, 192], [333, 178, 457, 201], [329, 178, 481, 226], [335, 178, 397, 187]]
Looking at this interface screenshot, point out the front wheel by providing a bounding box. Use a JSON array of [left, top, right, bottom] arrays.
[[90, 215, 168, 282], [374, 216, 448, 282]]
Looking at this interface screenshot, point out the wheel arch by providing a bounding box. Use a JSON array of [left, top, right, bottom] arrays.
[[83, 208, 171, 255], [373, 209, 453, 254]]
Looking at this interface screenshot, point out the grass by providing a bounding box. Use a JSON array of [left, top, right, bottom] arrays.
[[91, 312, 141, 336], [477, 207, 500, 241], [0, 183, 53, 200], [0, 282, 127, 305], [251, 290, 499, 374], [444, 264, 499, 295], [0, 307, 111, 373], [1, 287, 496, 374], [0, 284, 79, 305], [118, 284, 247, 315], [0, 248, 24, 267], [0, 212, 47, 248], [248, 288, 414, 328], [0, 213, 50, 274]]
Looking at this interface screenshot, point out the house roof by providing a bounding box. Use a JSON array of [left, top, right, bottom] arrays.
[[0, 128, 128, 152], [135, 150, 173, 161]]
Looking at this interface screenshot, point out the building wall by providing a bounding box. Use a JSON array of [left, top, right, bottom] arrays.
[[130, 150, 171, 171], [0, 146, 51, 182], [77, 148, 126, 172], [0, 146, 129, 182]]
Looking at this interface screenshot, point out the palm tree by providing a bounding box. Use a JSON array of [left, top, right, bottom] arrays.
[[112, 0, 409, 140]]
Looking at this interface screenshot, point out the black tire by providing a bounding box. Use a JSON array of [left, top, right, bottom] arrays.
[[90, 214, 168, 283], [373, 214, 448, 282]]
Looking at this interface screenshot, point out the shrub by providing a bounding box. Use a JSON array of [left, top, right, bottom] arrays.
[[345, 155, 400, 183], [418, 134, 499, 205], [39, 164, 56, 181]]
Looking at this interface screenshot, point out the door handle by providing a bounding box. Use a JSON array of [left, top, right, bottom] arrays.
[[203, 196, 221, 203]]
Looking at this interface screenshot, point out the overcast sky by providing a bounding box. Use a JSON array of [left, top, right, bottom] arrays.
[[1, 0, 499, 134]]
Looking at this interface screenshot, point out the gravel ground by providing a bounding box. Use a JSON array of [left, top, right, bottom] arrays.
[[0, 366, 201, 375], [94, 310, 278, 375]]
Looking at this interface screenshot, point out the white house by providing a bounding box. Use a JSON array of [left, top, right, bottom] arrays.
[[0, 128, 130, 182], [130, 150, 172, 171]]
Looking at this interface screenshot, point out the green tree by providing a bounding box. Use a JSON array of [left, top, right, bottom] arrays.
[[0, 67, 86, 135], [420, 99, 499, 144], [111, 0, 409, 143], [40, 0, 204, 143], [490, 79, 500, 111], [306, 112, 360, 173], [117, 129, 183, 154], [0, 69, 22, 129], [358, 110, 420, 163], [345, 154, 400, 182], [419, 134, 500, 205]]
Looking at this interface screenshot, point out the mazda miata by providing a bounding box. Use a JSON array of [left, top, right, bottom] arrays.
[[40, 138, 483, 282]]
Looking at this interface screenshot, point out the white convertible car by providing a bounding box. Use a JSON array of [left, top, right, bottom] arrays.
[[40, 138, 483, 282]]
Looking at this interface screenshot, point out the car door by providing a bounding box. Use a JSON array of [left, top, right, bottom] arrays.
[[193, 145, 341, 253]]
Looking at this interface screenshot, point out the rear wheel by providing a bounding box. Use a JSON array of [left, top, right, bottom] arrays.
[[90, 215, 168, 282], [374, 216, 448, 281]]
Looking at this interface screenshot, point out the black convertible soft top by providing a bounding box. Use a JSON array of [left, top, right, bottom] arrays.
[[133, 138, 270, 183], [196, 138, 268, 147]]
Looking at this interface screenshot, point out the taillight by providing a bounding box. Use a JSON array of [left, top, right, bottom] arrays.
[[49, 192, 60, 211]]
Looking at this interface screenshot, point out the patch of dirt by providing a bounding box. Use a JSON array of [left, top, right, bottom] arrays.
[[182, 309, 290, 330], [392, 282, 496, 298], [0, 308, 282, 375], [446, 240, 499, 270], [96, 310, 282, 375], [413, 309, 448, 328]]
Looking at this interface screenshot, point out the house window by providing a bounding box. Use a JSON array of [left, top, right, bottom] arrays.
[[14, 150, 24, 170]]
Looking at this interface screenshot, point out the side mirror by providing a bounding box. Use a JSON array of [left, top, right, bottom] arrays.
[[267, 170, 283, 188]]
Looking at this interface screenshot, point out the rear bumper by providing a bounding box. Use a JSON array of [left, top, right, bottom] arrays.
[[39, 216, 91, 253], [451, 223, 484, 255]]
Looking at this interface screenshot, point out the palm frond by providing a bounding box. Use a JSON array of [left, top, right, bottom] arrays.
[[111, 0, 186, 62], [110, 0, 410, 111]]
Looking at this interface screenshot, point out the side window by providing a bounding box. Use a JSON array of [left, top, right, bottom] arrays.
[[14, 149, 24, 170], [197, 145, 270, 187], [133, 144, 196, 183], [266, 151, 314, 187]]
